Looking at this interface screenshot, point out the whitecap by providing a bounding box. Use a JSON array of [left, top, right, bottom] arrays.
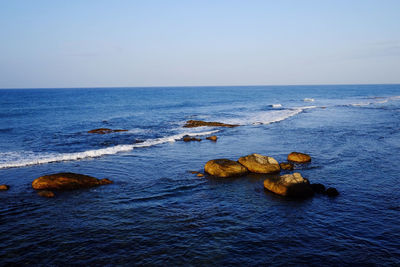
[[304, 98, 315, 102]]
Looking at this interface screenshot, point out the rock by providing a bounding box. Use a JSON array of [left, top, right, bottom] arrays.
[[206, 135, 218, 141], [263, 172, 314, 198], [326, 187, 339, 197], [37, 190, 55, 198], [205, 159, 248, 178], [0, 184, 10, 191], [183, 136, 201, 142], [288, 152, 311, 163], [196, 173, 204, 177], [238, 153, 280, 174], [88, 128, 128, 134], [190, 171, 200, 174], [310, 183, 326, 194], [32, 173, 113, 190], [184, 120, 239, 128], [280, 162, 294, 170]]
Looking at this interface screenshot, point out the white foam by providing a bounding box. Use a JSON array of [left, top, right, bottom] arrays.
[[270, 104, 282, 108], [304, 98, 315, 102], [0, 130, 219, 169]]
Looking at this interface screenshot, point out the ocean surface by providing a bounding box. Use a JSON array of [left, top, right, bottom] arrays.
[[0, 85, 399, 266]]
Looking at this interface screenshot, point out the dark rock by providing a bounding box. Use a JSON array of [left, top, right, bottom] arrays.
[[88, 128, 128, 134], [37, 190, 55, 198], [205, 159, 248, 177], [326, 187, 339, 197], [0, 184, 10, 191], [183, 136, 201, 142], [183, 120, 239, 128], [238, 153, 280, 174], [280, 162, 294, 170], [288, 152, 311, 163], [206, 135, 218, 141], [264, 173, 314, 198], [32, 172, 113, 190], [310, 183, 326, 194]]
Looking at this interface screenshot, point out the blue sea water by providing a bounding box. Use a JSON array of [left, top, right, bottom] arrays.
[[0, 85, 399, 266]]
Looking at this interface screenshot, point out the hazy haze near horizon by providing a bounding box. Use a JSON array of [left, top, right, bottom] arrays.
[[0, 0, 399, 88]]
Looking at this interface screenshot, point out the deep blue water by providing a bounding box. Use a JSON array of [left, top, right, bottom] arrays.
[[0, 85, 399, 266]]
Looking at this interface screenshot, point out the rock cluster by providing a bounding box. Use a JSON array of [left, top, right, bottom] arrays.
[[203, 152, 339, 199]]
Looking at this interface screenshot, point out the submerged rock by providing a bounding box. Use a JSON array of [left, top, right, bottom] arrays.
[[184, 120, 239, 128], [183, 136, 201, 142], [32, 172, 113, 190], [37, 190, 55, 198], [88, 128, 128, 134], [264, 172, 314, 198], [0, 184, 10, 191], [205, 159, 248, 178], [310, 183, 326, 194], [280, 162, 294, 171], [326, 187, 339, 197], [206, 135, 218, 141], [196, 173, 204, 177], [238, 153, 280, 174], [288, 152, 311, 163]]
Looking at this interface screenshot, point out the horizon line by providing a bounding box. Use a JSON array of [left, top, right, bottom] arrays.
[[0, 82, 399, 90]]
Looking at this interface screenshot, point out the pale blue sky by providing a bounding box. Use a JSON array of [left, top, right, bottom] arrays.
[[0, 0, 399, 88]]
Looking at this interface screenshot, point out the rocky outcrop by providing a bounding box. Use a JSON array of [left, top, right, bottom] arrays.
[[288, 152, 311, 163], [310, 183, 326, 194], [88, 128, 128, 134], [326, 187, 339, 197], [37, 190, 55, 198], [32, 173, 113, 190], [279, 162, 294, 170], [184, 120, 239, 128], [0, 184, 10, 191], [206, 136, 218, 141], [205, 159, 248, 177], [183, 136, 201, 142], [238, 153, 280, 174], [263, 172, 314, 198]]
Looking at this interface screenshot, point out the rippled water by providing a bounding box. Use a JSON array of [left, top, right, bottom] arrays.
[[1, 85, 400, 265]]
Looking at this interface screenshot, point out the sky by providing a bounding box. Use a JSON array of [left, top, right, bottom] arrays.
[[0, 0, 399, 88]]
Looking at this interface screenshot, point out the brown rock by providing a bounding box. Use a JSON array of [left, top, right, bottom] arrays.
[[280, 162, 294, 170], [183, 136, 201, 142], [190, 171, 200, 174], [0, 184, 10, 191], [32, 173, 113, 190], [88, 128, 128, 134], [264, 172, 314, 198], [183, 120, 239, 128], [37, 190, 55, 198], [196, 173, 204, 177], [206, 135, 218, 141], [238, 153, 280, 174], [205, 159, 248, 178], [288, 152, 311, 163]]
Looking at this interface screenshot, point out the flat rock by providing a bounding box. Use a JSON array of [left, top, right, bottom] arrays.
[[32, 172, 113, 190], [280, 162, 294, 170], [184, 120, 239, 128], [206, 135, 218, 141], [183, 136, 201, 142], [205, 159, 248, 177], [88, 128, 128, 134], [264, 172, 314, 198], [238, 153, 280, 174], [288, 152, 311, 163], [0, 184, 10, 191]]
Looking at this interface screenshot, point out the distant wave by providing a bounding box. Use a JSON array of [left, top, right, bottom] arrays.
[[0, 130, 219, 169], [270, 104, 282, 108], [304, 98, 315, 102]]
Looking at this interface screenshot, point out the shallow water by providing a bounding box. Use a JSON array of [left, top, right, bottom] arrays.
[[1, 85, 400, 265]]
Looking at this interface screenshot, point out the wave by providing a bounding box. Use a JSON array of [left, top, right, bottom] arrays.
[[304, 98, 315, 102], [270, 104, 282, 108], [0, 130, 219, 169]]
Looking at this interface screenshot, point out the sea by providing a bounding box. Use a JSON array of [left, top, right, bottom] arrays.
[[0, 85, 399, 266]]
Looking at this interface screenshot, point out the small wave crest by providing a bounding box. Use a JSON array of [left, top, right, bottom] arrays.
[[304, 98, 315, 102], [0, 130, 219, 169], [269, 104, 282, 108]]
